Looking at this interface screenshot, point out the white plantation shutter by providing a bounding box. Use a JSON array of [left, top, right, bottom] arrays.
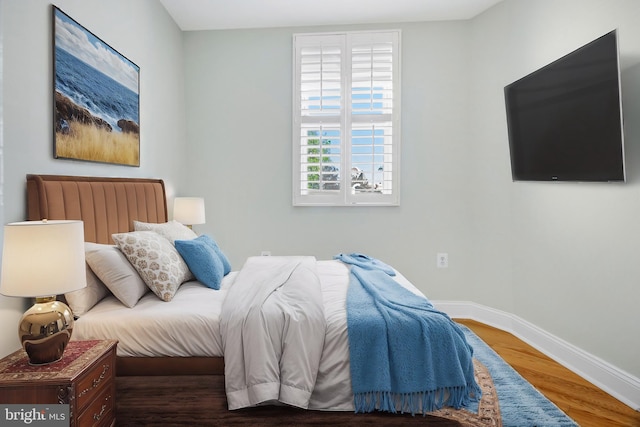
[[293, 31, 401, 206], [297, 36, 344, 196]]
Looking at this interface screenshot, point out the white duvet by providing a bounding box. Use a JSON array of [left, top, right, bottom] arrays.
[[220, 256, 326, 410], [72, 257, 423, 411]]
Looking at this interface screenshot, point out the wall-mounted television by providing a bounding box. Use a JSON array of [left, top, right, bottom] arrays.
[[504, 30, 625, 182]]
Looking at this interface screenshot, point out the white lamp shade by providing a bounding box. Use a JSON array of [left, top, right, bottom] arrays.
[[0, 220, 87, 297], [173, 197, 206, 225]]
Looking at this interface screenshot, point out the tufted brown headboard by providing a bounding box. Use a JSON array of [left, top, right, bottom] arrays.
[[26, 174, 167, 244]]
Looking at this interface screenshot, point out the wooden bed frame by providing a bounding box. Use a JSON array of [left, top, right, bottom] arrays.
[[26, 174, 224, 376]]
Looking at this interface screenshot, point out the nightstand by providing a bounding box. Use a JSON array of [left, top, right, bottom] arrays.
[[0, 340, 117, 427]]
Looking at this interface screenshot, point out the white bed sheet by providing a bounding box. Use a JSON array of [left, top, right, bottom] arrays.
[[71, 273, 237, 357]]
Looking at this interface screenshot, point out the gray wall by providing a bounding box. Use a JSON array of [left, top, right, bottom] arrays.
[[183, 0, 639, 379], [0, 0, 188, 354], [468, 0, 640, 379], [182, 20, 474, 300]]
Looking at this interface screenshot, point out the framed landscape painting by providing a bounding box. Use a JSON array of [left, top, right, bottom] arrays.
[[53, 6, 140, 166]]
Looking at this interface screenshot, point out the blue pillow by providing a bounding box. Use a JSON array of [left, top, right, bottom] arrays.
[[175, 238, 224, 290], [198, 235, 231, 276]]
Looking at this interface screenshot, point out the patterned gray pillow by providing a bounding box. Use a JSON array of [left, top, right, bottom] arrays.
[[112, 231, 193, 302]]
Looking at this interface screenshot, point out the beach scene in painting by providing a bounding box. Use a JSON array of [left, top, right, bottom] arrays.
[[54, 7, 140, 166]]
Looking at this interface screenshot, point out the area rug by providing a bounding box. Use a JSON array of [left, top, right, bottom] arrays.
[[437, 326, 579, 427]]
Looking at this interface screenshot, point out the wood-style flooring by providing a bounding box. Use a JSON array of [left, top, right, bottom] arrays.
[[456, 319, 640, 427], [115, 320, 640, 426], [115, 374, 458, 426]]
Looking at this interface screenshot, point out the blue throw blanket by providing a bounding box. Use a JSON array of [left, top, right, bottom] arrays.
[[335, 253, 481, 415]]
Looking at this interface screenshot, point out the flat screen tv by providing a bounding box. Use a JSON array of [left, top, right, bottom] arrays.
[[504, 30, 625, 182]]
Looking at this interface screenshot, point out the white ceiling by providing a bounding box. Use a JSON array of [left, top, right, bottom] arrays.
[[159, 0, 503, 31]]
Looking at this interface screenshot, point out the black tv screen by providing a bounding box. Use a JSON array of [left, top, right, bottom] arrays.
[[504, 30, 625, 182]]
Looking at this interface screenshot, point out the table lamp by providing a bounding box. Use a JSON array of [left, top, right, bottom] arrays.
[[173, 197, 205, 229], [0, 220, 86, 365]]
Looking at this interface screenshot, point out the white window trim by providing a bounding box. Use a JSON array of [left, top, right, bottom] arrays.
[[292, 30, 401, 206]]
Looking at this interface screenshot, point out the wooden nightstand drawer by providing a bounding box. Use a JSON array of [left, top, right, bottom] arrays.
[[76, 350, 114, 412], [76, 385, 114, 427], [0, 340, 118, 427]]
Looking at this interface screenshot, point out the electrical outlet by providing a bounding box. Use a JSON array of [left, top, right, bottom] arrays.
[[261, 251, 271, 256], [437, 253, 448, 268]]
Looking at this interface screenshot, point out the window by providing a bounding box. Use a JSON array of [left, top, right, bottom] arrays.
[[293, 30, 401, 206]]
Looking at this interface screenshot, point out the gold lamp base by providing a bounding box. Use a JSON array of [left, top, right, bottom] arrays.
[[19, 296, 74, 365]]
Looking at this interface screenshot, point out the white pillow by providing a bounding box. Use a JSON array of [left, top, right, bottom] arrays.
[[112, 231, 193, 302], [84, 242, 149, 308], [133, 220, 197, 243], [64, 262, 110, 317]]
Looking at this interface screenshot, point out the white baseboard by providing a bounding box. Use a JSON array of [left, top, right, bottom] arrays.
[[433, 300, 640, 411]]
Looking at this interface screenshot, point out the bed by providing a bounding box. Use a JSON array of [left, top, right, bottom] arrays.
[[26, 174, 224, 376], [25, 173, 482, 416]]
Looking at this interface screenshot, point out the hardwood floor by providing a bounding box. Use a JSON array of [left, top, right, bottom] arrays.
[[115, 375, 459, 426], [456, 319, 640, 427]]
